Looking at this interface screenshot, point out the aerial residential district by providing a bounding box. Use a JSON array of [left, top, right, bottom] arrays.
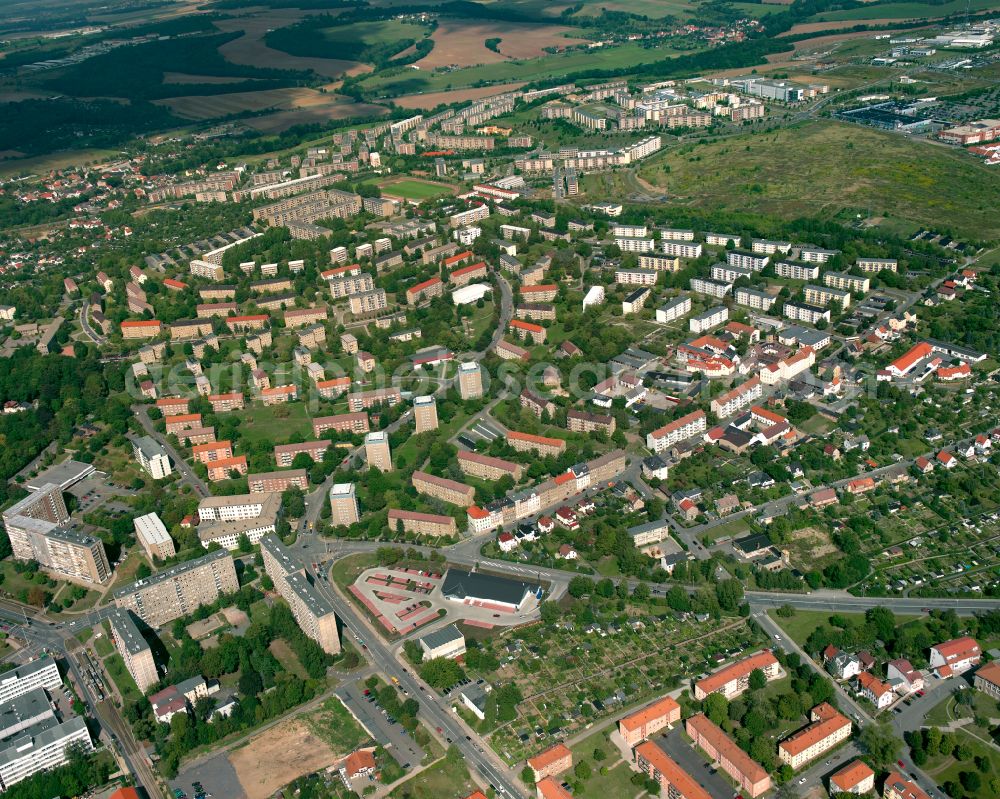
[[7, 5, 1000, 799]]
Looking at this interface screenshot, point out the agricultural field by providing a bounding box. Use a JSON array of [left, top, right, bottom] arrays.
[[153, 88, 382, 124], [414, 20, 589, 70], [810, 0, 1000, 21], [634, 119, 1000, 240]]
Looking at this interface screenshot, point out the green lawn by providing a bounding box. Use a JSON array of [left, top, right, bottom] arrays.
[[378, 178, 454, 201], [305, 696, 371, 753], [94, 633, 114, 658], [768, 608, 920, 648], [104, 653, 143, 706], [388, 752, 479, 799], [237, 402, 315, 445], [569, 726, 650, 799], [701, 515, 751, 545], [636, 119, 1000, 241], [813, 0, 1000, 21], [922, 725, 1000, 799]]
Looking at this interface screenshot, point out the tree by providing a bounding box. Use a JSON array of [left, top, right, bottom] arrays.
[[568, 576, 593, 598], [237, 533, 253, 553], [860, 722, 901, 768], [539, 601, 560, 624], [715, 578, 744, 612], [703, 693, 729, 726], [574, 761, 591, 780], [748, 668, 767, 691]]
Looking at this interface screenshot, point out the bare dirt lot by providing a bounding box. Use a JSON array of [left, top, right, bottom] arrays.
[[213, 10, 371, 79], [392, 81, 527, 109], [787, 525, 839, 568], [229, 718, 339, 799], [415, 20, 586, 70]]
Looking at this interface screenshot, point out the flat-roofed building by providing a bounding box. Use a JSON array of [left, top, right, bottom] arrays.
[[113, 550, 238, 627], [365, 431, 392, 472], [248, 469, 309, 494], [0, 715, 92, 790], [694, 650, 780, 700], [777, 703, 851, 770], [132, 435, 172, 479], [686, 713, 771, 797], [0, 657, 60, 706], [0, 689, 53, 740], [458, 361, 485, 398], [414, 395, 439, 433], [618, 695, 681, 746], [259, 535, 341, 654], [134, 512, 175, 560], [417, 623, 466, 660], [387, 509, 457, 537], [634, 741, 711, 799], [197, 492, 281, 550], [329, 483, 360, 527], [108, 607, 158, 692]]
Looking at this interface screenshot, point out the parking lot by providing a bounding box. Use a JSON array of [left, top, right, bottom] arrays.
[[336, 681, 424, 767], [657, 728, 735, 799], [170, 751, 243, 799]]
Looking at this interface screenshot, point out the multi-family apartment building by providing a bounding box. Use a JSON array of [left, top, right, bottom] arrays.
[[328, 272, 374, 299], [348, 388, 401, 412], [646, 409, 706, 452], [782, 301, 830, 325], [132, 435, 172, 479], [313, 412, 369, 437], [798, 247, 839, 263], [734, 286, 776, 311], [727, 250, 769, 271], [686, 713, 771, 798], [690, 306, 728, 333], [457, 451, 523, 481], [260, 535, 341, 654], [633, 741, 710, 799], [457, 361, 485, 399], [387, 509, 457, 537], [710, 376, 762, 418], [527, 743, 573, 783], [777, 703, 851, 770], [774, 261, 820, 281], [616, 268, 658, 286], [364, 431, 393, 472], [134, 512, 176, 560], [711, 263, 752, 283], [638, 254, 681, 272], [2, 486, 110, 583], [412, 471, 475, 506], [856, 257, 897, 273], [413, 395, 439, 433], [567, 409, 616, 435], [274, 440, 331, 467], [121, 320, 162, 340], [114, 550, 239, 627], [515, 303, 556, 321], [108, 607, 158, 692], [510, 319, 547, 344], [622, 287, 651, 315], [196, 493, 277, 549], [618, 696, 681, 746], [0, 714, 92, 790], [329, 483, 360, 527], [822, 271, 870, 294], [656, 296, 691, 323], [247, 469, 309, 494], [694, 650, 781, 700], [803, 284, 851, 309], [507, 431, 566, 457], [661, 239, 702, 258], [690, 277, 733, 299]]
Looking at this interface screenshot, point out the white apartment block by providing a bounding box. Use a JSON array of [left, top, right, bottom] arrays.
[[661, 239, 703, 258], [0, 657, 61, 705], [705, 232, 740, 246], [656, 296, 692, 324], [734, 286, 776, 311], [690, 306, 729, 333], [616, 269, 658, 286], [783, 302, 830, 325], [611, 224, 648, 238], [616, 237, 657, 253], [751, 239, 792, 255], [449, 205, 490, 227], [727, 250, 769, 271], [856, 257, 897, 273], [646, 409, 707, 452], [658, 227, 695, 241], [799, 247, 839, 263], [774, 261, 820, 281], [690, 277, 732, 299], [132, 435, 172, 479], [711, 264, 752, 283], [804, 284, 851, 309], [822, 271, 870, 294], [710, 376, 763, 418], [0, 716, 92, 790]]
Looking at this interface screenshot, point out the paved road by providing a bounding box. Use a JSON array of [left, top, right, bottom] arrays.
[[80, 300, 107, 345], [131, 404, 209, 497]]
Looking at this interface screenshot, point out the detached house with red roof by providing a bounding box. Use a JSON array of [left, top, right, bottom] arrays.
[[936, 450, 957, 469], [914, 456, 933, 474], [929, 636, 980, 678], [855, 671, 894, 709], [829, 759, 875, 795]]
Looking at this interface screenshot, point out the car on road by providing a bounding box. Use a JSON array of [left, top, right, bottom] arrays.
[[897, 760, 905, 768]]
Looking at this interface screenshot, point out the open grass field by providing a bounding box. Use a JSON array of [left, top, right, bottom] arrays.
[[237, 402, 315, 445], [636, 119, 1000, 240], [305, 695, 371, 752], [415, 20, 588, 70], [569, 726, 652, 799], [229, 717, 346, 799], [387, 754, 479, 799], [377, 177, 456, 201]]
